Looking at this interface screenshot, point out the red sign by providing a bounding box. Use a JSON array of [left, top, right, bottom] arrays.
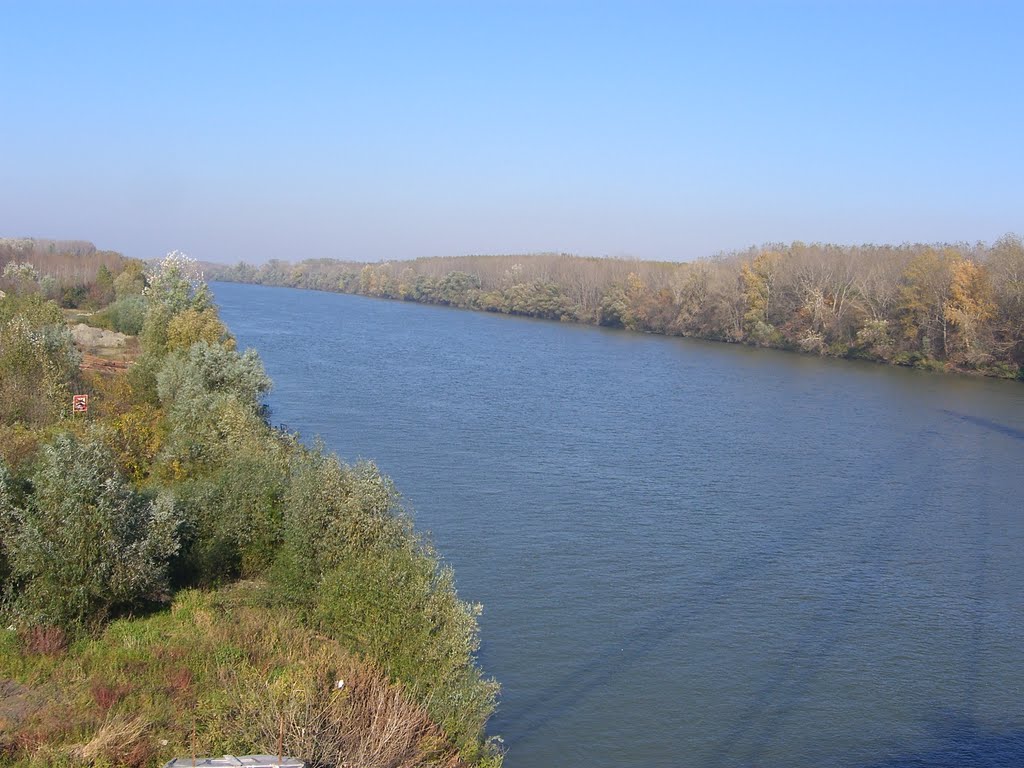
[[72, 394, 89, 414]]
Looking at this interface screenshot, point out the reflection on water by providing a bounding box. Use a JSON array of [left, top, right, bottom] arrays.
[[214, 282, 1024, 768]]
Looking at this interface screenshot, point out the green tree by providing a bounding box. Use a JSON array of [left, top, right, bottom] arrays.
[[1, 435, 180, 629], [0, 295, 81, 427]]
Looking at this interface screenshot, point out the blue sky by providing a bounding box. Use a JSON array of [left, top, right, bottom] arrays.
[[2, 1, 1022, 263]]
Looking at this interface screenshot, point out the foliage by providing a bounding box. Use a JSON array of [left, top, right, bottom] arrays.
[[0, 434, 180, 630], [145, 250, 211, 314], [172, 448, 289, 586], [0, 248, 502, 763], [0, 296, 81, 427], [271, 451, 499, 759], [0, 584, 473, 768], [208, 235, 1024, 378], [0, 238, 128, 310], [165, 307, 235, 352], [944, 258, 995, 365], [93, 296, 148, 335], [113, 260, 146, 300], [92, 296, 147, 335], [154, 341, 270, 471], [3, 262, 40, 285]]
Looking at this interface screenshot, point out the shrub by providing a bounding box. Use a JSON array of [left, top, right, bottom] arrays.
[[166, 307, 235, 352], [94, 296, 147, 335], [1, 434, 182, 630], [172, 449, 289, 586], [155, 342, 271, 470], [0, 304, 81, 427], [271, 449, 498, 760]]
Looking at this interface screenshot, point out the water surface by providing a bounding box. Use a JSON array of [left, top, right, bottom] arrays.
[[214, 282, 1024, 768]]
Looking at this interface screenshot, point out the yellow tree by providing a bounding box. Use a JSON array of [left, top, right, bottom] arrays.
[[944, 258, 995, 363], [166, 307, 236, 352], [899, 248, 958, 358]]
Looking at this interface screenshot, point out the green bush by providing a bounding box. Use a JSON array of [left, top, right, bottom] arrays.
[[0, 296, 81, 427], [0, 434, 181, 630], [155, 341, 271, 469], [172, 448, 289, 586], [93, 296, 147, 335], [271, 449, 499, 759]]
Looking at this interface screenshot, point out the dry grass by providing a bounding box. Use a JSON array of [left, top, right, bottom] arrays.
[[72, 712, 150, 765], [235, 657, 463, 768], [0, 583, 476, 768]]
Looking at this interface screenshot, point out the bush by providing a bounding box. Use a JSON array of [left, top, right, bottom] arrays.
[[0, 297, 81, 427], [172, 448, 289, 587], [1, 434, 181, 630], [271, 449, 498, 760], [93, 296, 147, 335], [155, 342, 271, 470], [166, 307, 235, 352]]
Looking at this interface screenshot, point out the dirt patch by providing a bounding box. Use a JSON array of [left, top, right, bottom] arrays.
[[70, 323, 138, 373], [81, 352, 131, 374], [0, 679, 46, 733], [71, 323, 129, 350]]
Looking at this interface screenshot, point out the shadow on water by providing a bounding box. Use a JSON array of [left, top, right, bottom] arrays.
[[859, 715, 1024, 768], [499, 416, 1000, 767], [497, 443, 907, 747], [940, 410, 1024, 442], [712, 427, 996, 768], [492, 546, 776, 739]]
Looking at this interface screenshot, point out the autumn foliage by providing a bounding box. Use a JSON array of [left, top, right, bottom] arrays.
[[211, 234, 1024, 378]]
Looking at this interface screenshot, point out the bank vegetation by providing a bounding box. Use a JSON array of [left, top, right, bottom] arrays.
[[209, 235, 1024, 379], [0, 242, 500, 767]]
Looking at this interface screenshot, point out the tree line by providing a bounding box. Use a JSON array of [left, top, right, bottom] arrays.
[[209, 235, 1024, 379], [1, 237, 129, 308]]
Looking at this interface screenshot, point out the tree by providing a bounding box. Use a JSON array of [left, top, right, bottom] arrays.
[[166, 307, 235, 352], [145, 250, 211, 314], [113, 259, 146, 299], [741, 250, 783, 345], [0, 295, 81, 427], [1, 435, 180, 629], [155, 341, 271, 468], [987, 234, 1024, 368], [899, 248, 957, 359], [945, 258, 995, 365]]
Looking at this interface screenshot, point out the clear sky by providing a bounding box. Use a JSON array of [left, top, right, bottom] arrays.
[[2, 1, 1022, 263]]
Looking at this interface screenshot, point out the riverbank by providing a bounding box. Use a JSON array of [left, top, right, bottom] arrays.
[[206, 238, 1024, 383], [0, 254, 501, 767]]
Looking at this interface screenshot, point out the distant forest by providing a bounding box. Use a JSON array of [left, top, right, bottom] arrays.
[[209, 236, 1024, 379], [0, 237, 129, 308]]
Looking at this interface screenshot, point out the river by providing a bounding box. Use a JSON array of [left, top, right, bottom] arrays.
[[213, 281, 1024, 768]]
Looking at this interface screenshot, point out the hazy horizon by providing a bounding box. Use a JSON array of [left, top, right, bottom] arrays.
[[3, 2, 1022, 264]]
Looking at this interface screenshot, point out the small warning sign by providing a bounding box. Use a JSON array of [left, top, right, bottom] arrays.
[[72, 394, 89, 414]]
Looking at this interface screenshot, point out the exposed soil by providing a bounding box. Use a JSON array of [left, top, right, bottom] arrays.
[[69, 323, 139, 374]]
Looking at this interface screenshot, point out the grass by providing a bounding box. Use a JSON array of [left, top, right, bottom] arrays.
[[0, 582, 472, 768]]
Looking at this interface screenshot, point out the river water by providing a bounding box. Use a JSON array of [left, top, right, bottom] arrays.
[[213, 281, 1024, 768]]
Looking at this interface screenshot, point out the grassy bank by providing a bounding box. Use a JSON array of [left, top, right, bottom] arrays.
[[0, 250, 500, 767], [0, 583, 470, 768]]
